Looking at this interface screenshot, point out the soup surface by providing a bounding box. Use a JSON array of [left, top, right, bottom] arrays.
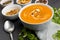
[[20, 4, 52, 24]]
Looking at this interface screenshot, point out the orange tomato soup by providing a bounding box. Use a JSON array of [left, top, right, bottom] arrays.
[[20, 4, 52, 24]]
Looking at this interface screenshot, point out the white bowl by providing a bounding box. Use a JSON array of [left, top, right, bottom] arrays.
[[19, 3, 54, 30], [35, 0, 48, 5], [0, 0, 14, 6], [2, 4, 21, 20], [16, 0, 32, 6]]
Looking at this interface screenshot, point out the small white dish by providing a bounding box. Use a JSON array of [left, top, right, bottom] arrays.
[[2, 4, 21, 20], [0, 0, 14, 6], [16, 0, 32, 6], [35, 0, 48, 5]]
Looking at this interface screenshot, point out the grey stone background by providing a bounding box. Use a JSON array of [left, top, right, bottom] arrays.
[[0, 0, 60, 40]]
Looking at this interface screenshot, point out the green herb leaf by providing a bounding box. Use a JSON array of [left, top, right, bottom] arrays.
[[52, 30, 60, 40], [18, 28, 38, 40], [52, 7, 60, 24]]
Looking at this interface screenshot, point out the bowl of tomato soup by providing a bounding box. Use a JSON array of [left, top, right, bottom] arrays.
[[19, 3, 54, 30]]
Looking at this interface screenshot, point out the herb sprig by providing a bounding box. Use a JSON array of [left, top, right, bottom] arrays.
[[18, 28, 38, 40]]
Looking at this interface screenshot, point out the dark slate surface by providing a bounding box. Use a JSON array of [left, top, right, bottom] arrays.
[[0, 0, 60, 40]]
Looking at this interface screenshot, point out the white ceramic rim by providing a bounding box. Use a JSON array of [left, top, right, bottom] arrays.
[[2, 4, 21, 17], [16, 0, 32, 5], [19, 3, 54, 25]]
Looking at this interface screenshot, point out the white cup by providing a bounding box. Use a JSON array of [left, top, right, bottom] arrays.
[[19, 3, 54, 31]]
